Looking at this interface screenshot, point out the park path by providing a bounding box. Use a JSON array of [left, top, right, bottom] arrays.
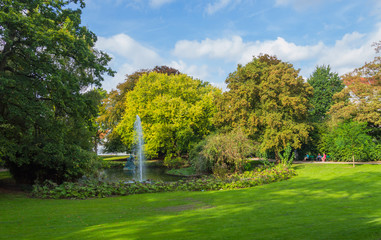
[[249, 158, 381, 165], [293, 161, 381, 165]]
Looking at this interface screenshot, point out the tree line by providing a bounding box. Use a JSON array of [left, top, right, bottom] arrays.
[[1, 0, 380, 183]]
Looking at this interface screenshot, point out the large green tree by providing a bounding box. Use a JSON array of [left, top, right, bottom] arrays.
[[0, 0, 113, 183], [97, 66, 180, 153], [300, 65, 344, 157], [116, 72, 221, 160], [215, 54, 313, 158], [307, 65, 344, 122]]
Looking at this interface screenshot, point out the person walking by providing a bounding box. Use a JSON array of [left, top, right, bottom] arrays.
[[322, 153, 327, 162]]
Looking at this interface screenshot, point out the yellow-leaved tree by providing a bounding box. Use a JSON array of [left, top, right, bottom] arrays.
[[116, 72, 221, 164], [215, 54, 313, 159]]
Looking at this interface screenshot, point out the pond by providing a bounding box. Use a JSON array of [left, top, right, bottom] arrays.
[[101, 167, 185, 182]]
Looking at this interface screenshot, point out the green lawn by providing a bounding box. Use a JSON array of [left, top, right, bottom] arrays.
[[99, 155, 129, 161], [0, 164, 380, 240]]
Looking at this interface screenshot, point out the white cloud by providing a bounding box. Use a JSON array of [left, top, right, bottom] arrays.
[[173, 35, 325, 64], [149, 0, 175, 8], [172, 23, 381, 78], [173, 36, 245, 61], [205, 0, 240, 15], [169, 60, 210, 82], [96, 33, 162, 67], [95, 34, 163, 91], [96, 24, 381, 92]]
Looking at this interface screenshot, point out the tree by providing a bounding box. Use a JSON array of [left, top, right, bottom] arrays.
[[200, 128, 254, 176], [214, 54, 313, 159], [0, 0, 113, 183], [299, 65, 344, 157], [116, 72, 221, 160], [329, 42, 381, 141], [307, 65, 344, 122], [97, 66, 180, 153]]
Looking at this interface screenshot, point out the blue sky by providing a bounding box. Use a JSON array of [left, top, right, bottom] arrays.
[[80, 0, 381, 91]]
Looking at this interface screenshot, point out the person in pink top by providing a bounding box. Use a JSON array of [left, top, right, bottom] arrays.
[[322, 153, 326, 162]]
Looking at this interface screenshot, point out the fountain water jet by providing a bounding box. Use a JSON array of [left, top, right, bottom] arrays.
[[133, 115, 145, 182]]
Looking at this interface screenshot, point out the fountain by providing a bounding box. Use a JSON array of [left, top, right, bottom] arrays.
[[133, 115, 145, 182]]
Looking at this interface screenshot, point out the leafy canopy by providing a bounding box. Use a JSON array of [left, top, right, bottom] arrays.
[[320, 121, 379, 162], [97, 66, 180, 153], [307, 65, 344, 122], [215, 54, 313, 157], [0, 0, 113, 183], [116, 72, 221, 159], [329, 42, 381, 141]]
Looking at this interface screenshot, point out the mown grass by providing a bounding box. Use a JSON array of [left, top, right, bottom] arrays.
[[0, 164, 380, 240], [99, 155, 129, 161]]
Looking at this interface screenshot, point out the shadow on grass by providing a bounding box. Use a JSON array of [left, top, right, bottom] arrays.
[[52, 165, 381, 240]]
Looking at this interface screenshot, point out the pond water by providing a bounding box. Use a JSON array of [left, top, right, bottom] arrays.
[[101, 167, 184, 182]]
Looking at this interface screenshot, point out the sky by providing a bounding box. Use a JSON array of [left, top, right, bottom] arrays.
[[79, 0, 381, 91]]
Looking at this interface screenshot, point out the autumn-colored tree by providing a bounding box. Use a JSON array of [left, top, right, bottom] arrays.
[[97, 66, 180, 152], [329, 42, 381, 140], [116, 72, 220, 160], [215, 54, 313, 159]]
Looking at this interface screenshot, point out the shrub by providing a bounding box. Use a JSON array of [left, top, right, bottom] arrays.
[[6, 145, 103, 184], [163, 154, 187, 169], [278, 145, 295, 167], [31, 165, 295, 199], [194, 128, 254, 176], [189, 139, 213, 174], [320, 121, 379, 162]]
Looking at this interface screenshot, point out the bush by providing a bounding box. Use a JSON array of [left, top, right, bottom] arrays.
[[6, 145, 102, 184], [320, 121, 379, 162], [191, 128, 254, 176], [163, 154, 187, 169], [189, 139, 213, 173], [31, 165, 296, 199]]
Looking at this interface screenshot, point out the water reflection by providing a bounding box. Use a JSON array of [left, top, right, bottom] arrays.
[[103, 168, 184, 182]]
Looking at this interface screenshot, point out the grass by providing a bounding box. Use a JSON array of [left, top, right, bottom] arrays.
[[0, 164, 380, 239], [99, 155, 129, 161], [0, 171, 11, 180]]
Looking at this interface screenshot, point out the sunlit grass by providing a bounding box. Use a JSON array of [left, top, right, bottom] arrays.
[[0, 164, 380, 239], [99, 155, 129, 161]]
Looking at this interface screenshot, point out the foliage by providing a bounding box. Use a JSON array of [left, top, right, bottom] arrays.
[[163, 155, 187, 169], [116, 72, 221, 159], [214, 54, 313, 158], [329, 42, 381, 141], [307, 65, 344, 122], [97, 66, 180, 153], [189, 139, 212, 174], [320, 121, 379, 162], [0, 0, 113, 183], [31, 165, 295, 199], [192, 128, 254, 176], [278, 145, 295, 167]]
